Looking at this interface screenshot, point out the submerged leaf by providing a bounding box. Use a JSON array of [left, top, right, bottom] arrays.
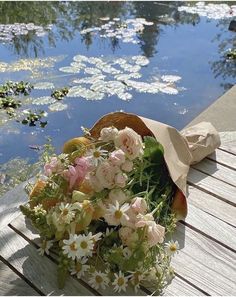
[[49, 102, 68, 111]]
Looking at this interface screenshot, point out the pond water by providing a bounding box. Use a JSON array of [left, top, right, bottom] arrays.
[[0, 1, 236, 195]]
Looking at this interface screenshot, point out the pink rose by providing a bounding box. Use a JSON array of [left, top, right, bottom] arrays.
[[63, 157, 89, 189], [114, 127, 144, 160], [44, 157, 62, 176], [95, 161, 119, 189], [99, 127, 119, 142], [131, 197, 147, 215], [121, 160, 133, 172], [109, 149, 126, 166], [115, 172, 128, 188]]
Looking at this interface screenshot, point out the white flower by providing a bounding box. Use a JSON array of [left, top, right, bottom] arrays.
[[70, 258, 89, 279], [114, 127, 144, 160], [104, 201, 130, 226], [165, 240, 179, 256], [112, 271, 129, 293], [88, 270, 109, 290], [86, 147, 108, 166], [63, 233, 95, 260], [99, 126, 119, 142], [76, 233, 95, 258], [62, 234, 80, 260], [122, 246, 132, 259], [130, 271, 144, 293], [59, 203, 76, 224], [38, 240, 53, 256], [33, 204, 46, 215]]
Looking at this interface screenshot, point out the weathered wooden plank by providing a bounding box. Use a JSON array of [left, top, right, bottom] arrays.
[[0, 179, 33, 228], [207, 149, 236, 170], [187, 168, 236, 206], [163, 276, 205, 296], [185, 202, 236, 251], [172, 224, 236, 295], [188, 185, 236, 228], [193, 158, 236, 187], [0, 227, 94, 296], [11, 214, 205, 296], [0, 259, 40, 296], [219, 131, 236, 155], [10, 214, 146, 296]]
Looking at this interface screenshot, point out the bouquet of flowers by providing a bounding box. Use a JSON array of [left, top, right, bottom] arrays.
[[20, 112, 191, 294]]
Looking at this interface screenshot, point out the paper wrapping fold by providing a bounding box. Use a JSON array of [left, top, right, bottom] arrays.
[[90, 112, 221, 198], [181, 122, 221, 165]]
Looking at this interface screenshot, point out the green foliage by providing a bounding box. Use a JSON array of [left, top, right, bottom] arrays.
[[19, 110, 48, 127], [51, 87, 69, 100]]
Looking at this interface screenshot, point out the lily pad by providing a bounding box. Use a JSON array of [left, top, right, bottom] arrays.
[[34, 82, 55, 90], [49, 102, 68, 111], [32, 96, 56, 105]]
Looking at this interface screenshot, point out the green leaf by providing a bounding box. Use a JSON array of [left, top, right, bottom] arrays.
[[143, 136, 164, 164]]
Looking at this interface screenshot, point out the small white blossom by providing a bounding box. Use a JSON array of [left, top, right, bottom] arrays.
[[165, 240, 179, 256], [104, 201, 130, 226], [112, 271, 129, 293], [38, 240, 53, 256], [88, 270, 109, 290], [70, 258, 89, 279], [86, 147, 108, 166]]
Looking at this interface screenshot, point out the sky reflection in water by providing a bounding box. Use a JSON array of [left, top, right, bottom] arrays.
[[0, 1, 235, 191]]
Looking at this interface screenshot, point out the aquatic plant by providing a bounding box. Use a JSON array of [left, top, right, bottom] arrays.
[[20, 109, 48, 127], [51, 87, 69, 100]]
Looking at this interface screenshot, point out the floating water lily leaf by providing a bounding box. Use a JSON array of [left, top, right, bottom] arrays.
[[49, 102, 68, 111], [132, 56, 150, 66], [0, 55, 66, 74], [34, 82, 55, 90], [161, 75, 182, 83], [73, 55, 90, 63], [117, 92, 133, 101], [67, 86, 88, 97], [159, 86, 179, 95], [32, 96, 56, 105], [59, 66, 81, 73], [178, 2, 236, 19], [84, 68, 102, 75]]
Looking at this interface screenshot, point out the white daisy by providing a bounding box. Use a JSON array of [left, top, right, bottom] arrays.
[[88, 270, 109, 290], [62, 234, 80, 260], [165, 240, 179, 256], [130, 271, 144, 293], [86, 147, 108, 166], [38, 239, 53, 256], [104, 200, 130, 226], [76, 233, 94, 258], [112, 271, 129, 293], [59, 203, 76, 224], [70, 258, 89, 279]]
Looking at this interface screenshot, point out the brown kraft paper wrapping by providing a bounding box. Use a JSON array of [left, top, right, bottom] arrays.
[[89, 112, 221, 218]]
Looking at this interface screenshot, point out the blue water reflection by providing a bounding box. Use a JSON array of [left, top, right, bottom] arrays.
[[0, 1, 235, 167]]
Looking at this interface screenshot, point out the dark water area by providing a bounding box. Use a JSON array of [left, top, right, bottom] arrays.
[[0, 1, 235, 194]]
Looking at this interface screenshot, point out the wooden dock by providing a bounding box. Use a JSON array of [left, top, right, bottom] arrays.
[[0, 132, 236, 296]]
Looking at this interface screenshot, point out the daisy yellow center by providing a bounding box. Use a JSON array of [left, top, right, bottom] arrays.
[[93, 151, 101, 158], [114, 210, 122, 219], [70, 242, 78, 251], [95, 275, 103, 284], [118, 277, 125, 286], [76, 262, 82, 272], [170, 244, 177, 252], [62, 209, 69, 216], [80, 241, 88, 249]]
